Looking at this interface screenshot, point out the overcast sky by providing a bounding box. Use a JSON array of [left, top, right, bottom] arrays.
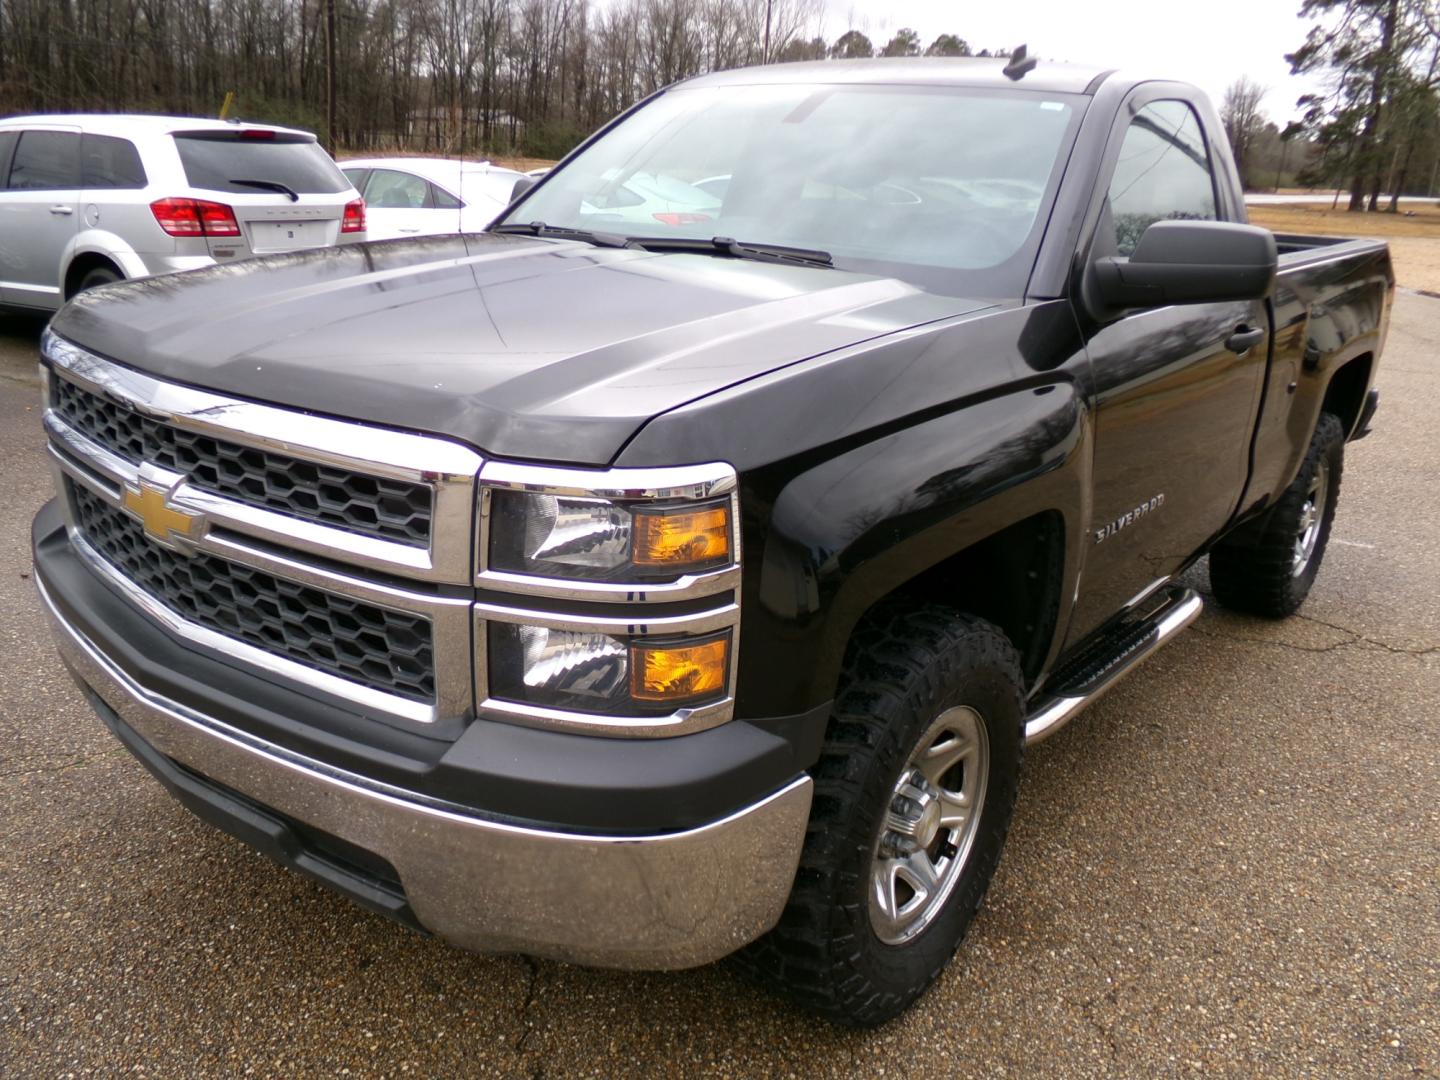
[[820, 0, 1330, 123]]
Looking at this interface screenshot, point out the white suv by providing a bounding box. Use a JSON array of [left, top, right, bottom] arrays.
[[0, 114, 366, 311]]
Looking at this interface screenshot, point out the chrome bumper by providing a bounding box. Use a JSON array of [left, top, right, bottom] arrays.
[[38, 577, 812, 970]]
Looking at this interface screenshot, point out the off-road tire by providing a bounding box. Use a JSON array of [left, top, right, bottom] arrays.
[[1209, 411, 1345, 618], [738, 604, 1024, 1027]]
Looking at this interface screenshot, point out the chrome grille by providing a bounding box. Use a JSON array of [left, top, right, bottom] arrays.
[[52, 377, 433, 547], [40, 331, 740, 739], [72, 485, 436, 703]]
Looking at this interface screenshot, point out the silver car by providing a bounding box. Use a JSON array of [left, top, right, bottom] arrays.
[[0, 113, 366, 311]]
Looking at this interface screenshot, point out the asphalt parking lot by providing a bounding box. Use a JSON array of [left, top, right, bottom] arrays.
[[2, 294, 1436, 1079]]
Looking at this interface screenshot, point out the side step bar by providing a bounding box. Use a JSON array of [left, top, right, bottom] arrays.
[[1023, 587, 1204, 746]]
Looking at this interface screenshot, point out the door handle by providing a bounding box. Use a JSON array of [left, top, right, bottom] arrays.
[[1225, 325, 1265, 354], [398, 227, 421, 234], [49, 205, 74, 216]]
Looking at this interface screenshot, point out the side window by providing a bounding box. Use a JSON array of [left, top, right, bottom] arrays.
[[431, 183, 461, 210], [0, 131, 18, 188], [80, 134, 148, 190], [341, 168, 369, 193], [9, 130, 81, 191], [364, 169, 431, 209], [1108, 101, 1217, 256]]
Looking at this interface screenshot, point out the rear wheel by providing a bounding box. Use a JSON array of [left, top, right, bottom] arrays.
[[739, 604, 1023, 1027], [73, 265, 122, 295], [1209, 411, 1345, 617]]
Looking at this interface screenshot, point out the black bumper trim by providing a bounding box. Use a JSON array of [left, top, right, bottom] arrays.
[[83, 683, 426, 933]]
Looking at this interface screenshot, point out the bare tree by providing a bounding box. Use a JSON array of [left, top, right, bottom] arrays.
[[0, 0, 1013, 163], [1221, 76, 1268, 189]]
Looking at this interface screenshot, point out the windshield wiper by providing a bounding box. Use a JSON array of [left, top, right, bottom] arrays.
[[625, 235, 833, 269], [228, 178, 300, 202], [491, 221, 631, 248]]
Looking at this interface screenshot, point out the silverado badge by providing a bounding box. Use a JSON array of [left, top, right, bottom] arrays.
[[1095, 494, 1166, 545]]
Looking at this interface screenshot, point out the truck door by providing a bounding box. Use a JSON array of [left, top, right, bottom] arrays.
[[1066, 96, 1268, 644]]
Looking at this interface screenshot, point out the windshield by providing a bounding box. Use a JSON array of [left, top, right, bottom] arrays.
[[500, 83, 1082, 295]]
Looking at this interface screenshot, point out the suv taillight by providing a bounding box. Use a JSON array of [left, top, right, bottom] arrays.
[[652, 212, 711, 226], [150, 197, 242, 238], [341, 198, 366, 234]]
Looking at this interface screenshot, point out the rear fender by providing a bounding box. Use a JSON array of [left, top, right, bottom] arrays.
[[1244, 250, 1391, 515], [62, 230, 149, 284]]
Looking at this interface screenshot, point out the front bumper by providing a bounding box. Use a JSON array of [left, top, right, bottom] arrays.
[[36, 551, 813, 971]]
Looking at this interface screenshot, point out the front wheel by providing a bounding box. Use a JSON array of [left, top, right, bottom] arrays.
[[1210, 411, 1345, 618], [739, 605, 1023, 1027]]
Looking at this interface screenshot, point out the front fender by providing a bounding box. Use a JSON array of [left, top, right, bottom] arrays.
[[744, 382, 1090, 717]]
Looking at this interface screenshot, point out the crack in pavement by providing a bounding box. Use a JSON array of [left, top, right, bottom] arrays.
[[0, 747, 124, 779], [512, 955, 543, 1065], [1194, 624, 1440, 658], [1065, 938, 1132, 1063], [1292, 611, 1440, 655], [1186, 600, 1439, 658]]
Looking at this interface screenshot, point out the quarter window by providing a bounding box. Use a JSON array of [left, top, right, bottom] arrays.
[[80, 134, 148, 189], [8, 130, 81, 191], [1108, 101, 1217, 256]]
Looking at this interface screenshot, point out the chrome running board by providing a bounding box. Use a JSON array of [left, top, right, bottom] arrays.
[[1023, 587, 1204, 746]]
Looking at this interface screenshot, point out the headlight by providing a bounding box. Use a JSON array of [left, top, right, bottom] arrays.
[[487, 623, 731, 715], [488, 489, 732, 582], [476, 462, 740, 735]]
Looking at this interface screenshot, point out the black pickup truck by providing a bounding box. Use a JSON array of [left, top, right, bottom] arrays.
[[32, 58, 1391, 1026]]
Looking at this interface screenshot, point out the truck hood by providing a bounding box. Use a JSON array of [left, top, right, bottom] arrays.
[[51, 233, 993, 464]]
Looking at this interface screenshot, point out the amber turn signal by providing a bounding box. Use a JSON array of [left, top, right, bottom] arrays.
[[632, 503, 731, 569], [629, 636, 729, 703]]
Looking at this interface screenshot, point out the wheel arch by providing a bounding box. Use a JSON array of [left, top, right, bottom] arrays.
[[61, 230, 148, 298], [885, 510, 1067, 685], [63, 252, 126, 298], [1321, 351, 1374, 440]]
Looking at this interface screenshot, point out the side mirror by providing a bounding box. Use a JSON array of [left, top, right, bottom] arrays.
[[509, 175, 536, 204], [1092, 220, 1276, 310]]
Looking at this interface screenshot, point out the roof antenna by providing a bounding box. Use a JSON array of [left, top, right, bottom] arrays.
[[1003, 44, 1038, 81]]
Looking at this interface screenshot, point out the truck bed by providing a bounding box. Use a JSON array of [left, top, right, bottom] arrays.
[[1272, 232, 1389, 263]]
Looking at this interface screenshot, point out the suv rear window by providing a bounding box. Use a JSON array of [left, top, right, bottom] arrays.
[[173, 133, 350, 195]]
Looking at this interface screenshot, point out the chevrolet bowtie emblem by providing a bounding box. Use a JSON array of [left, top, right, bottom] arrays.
[[121, 480, 203, 548]]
